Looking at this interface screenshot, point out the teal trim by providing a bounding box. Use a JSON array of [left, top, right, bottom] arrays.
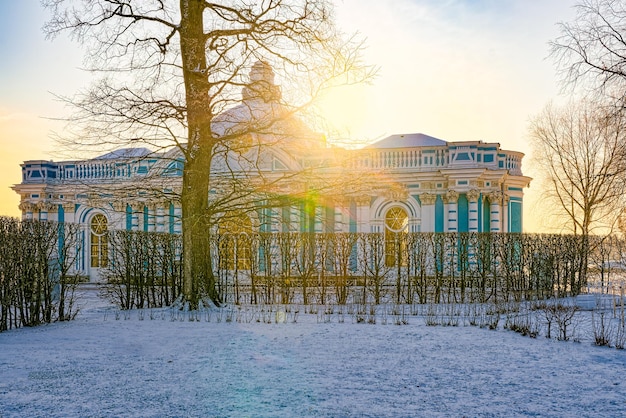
[[261, 204, 272, 233], [435, 195, 444, 233], [508, 187, 523, 192], [169, 203, 175, 234], [510, 201, 522, 232], [282, 207, 290, 232], [325, 206, 334, 233], [349, 200, 357, 270], [478, 194, 483, 232], [58, 205, 65, 266], [144, 206, 149, 232], [308, 205, 315, 233], [80, 230, 85, 271], [126, 204, 132, 230], [458, 194, 468, 232], [510, 197, 523, 201], [349, 201, 357, 233], [482, 196, 491, 232]]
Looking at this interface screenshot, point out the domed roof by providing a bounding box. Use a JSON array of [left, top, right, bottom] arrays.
[[367, 133, 447, 149], [95, 147, 152, 159]]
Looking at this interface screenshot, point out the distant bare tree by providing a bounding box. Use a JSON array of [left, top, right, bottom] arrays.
[[530, 101, 626, 292], [530, 101, 626, 235], [551, 0, 626, 106]]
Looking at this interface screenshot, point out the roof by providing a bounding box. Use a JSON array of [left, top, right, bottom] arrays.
[[95, 148, 152, 160], [367, 133, 447, 149]]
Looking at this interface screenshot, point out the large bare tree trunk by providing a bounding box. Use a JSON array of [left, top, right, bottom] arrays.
[[180, 0, 217, 307]]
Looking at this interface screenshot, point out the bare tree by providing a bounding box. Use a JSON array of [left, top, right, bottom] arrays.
[[43, 0, 372, 307], [551, 0, 626, 106], [530, 101, 626, 235], [530, 101, 626, 292]]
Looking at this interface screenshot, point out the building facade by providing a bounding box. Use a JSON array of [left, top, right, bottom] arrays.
[[13, 64, 531, 281]]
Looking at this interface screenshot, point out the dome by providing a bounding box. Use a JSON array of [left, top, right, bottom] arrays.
[[367, 133, 447, 149], [95, 147, 152, 159]]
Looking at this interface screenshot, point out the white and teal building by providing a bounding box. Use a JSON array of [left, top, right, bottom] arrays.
[[13, 64, 531, 281]]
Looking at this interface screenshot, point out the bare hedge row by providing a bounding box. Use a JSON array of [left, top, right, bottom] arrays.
[[103, 230, 615, 308], [4, 216, 626, 319], [0, 217, 80, 332]]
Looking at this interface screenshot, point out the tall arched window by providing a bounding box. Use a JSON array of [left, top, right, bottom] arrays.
[[90, 214, 108, 268], [385, 207, 408, 267], [218, 211, 253, 270]]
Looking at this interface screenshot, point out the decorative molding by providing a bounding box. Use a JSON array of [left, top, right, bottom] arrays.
[[37, 201, 56, 212], [419, 193, 437, 205], [129, 202, 145, 212], [354, 195, 371, 206], [488, 191, 504, 205], [444, 190, 459, 204], [383, 184, 408, 201], [18, 202, 36, 212], [111, 201, 127, 212], [466, 189, 480, 203]]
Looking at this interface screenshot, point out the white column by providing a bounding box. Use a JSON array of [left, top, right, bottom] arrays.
[[130, 203, 142, 231], [314, 206, 323, 233], [467, 189, 480, 232], [173, 206, 182, 234], [147, 204, 156, 232], [355, 195, 371, 232], [38, 202, 53, 222], [489, 192, 503, 232], [502, 195, 509, 233], [156, 206, 166, 233], [111, 201, 127, 230], [20, 202, 35, 221], [62, 203, 75, 224], [445, 190, 458, 232], [334, 199, 346, 232], [419, 193, 437, 233]]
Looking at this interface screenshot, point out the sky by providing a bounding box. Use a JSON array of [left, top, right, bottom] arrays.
[[0, 0, 580, 231]]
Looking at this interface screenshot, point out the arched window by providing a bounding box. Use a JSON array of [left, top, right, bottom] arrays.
[[385, 207, 408, 267], [90, 214, 108, 268], [218, 211, 253, 270]]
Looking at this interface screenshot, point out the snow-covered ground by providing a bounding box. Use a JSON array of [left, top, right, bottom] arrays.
[[1, 289, 626, 417]]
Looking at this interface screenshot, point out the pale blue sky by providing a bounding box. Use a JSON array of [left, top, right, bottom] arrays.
[[0, 0, 580, 230]]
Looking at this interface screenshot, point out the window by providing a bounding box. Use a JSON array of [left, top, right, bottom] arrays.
[[218, 211, 253, 270], [385, 207, 408, 267], [90, 214, 108, 268]]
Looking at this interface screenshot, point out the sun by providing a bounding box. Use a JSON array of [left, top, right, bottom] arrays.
[[316, 84, 371, 142]]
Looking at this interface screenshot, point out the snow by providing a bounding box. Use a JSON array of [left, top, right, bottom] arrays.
[[1, 290, 626, 417]]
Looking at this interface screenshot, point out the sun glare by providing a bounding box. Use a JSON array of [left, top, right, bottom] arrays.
[[317, 84, 371, 143]]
